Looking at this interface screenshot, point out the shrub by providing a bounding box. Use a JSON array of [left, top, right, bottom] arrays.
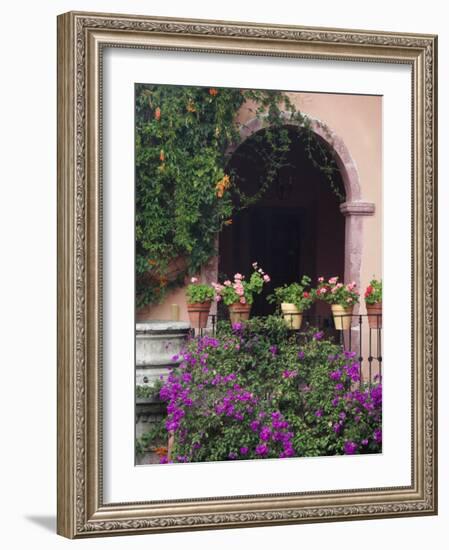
[[267, 275, 314, 311], [314, 276, 360, 307], [185, 277, 215, 304], [212, 263, 270, 306], [155, 316, 381, 463], [365, 278, 382, 305]]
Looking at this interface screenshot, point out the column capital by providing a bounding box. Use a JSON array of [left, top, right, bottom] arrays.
[[340, 201, 375, 216]]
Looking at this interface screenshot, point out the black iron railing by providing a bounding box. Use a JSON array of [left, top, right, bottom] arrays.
[[190, 312, 382, 385]]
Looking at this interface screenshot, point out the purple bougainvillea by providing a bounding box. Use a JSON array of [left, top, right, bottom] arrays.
[[151, 319, 382, 464]]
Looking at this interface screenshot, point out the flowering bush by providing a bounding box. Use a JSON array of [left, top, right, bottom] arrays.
[[212, 262, 270, 306], [185, 277, 215, 304], [314, 276, 360, 307], [267, 275, 314, 312], [365, 278, 382, 305], [154, 316, 381, 463], [290, 352, 382, 456]]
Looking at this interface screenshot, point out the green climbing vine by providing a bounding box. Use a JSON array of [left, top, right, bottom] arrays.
[[135, 84, 344, 308]]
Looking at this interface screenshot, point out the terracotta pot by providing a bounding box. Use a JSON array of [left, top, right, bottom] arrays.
[[187, 301, 211, 329], [331, 304, 353, 331], [281, 303, 303, 330], [366, 302, 382, 329], [228, 302, 252, 324]]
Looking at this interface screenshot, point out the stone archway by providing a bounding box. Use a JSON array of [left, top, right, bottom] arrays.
[[202, 112, 375, 320], [228, 112, 375, 301]]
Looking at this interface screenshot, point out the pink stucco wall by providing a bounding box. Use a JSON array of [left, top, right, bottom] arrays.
[[137, 91, 382, 323]]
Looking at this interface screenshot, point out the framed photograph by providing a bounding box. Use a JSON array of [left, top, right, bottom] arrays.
[[57, 11, 438, 538]]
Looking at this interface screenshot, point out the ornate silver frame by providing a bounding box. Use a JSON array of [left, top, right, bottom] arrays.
[[57, 11, 438, 538]]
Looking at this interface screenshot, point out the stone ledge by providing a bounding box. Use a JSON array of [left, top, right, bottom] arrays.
[[339, 201, 375, 216], [136, 320, 190, 334]]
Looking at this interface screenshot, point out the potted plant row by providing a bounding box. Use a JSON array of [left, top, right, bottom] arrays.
[[186, 270, 382, 332]]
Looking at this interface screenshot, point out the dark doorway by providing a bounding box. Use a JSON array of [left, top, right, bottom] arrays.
[[218, 126, 346, 318], [220, 207, 302, 316]]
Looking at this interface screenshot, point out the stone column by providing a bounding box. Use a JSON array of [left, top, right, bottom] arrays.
[[339, 201, 375, 357], [135, 320, 190, 462], [340, 201, 375, 289]]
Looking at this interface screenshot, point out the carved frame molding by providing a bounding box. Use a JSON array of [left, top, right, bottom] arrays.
[[57, 11, 437, 538]]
